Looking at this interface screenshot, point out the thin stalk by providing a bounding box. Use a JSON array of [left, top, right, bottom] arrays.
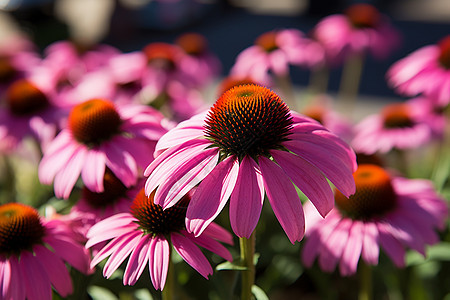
[[1, 155, 16, 203], [275, 73, 297, 111], [162, 246, 175, 300], [359, 261, 372, 300], [338, 53, 365, 117], [239, 233, 256, 300], [308, 65, 330, 96]]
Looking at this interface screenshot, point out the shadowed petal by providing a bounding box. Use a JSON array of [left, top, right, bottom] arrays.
[[172, 233, 213, 278], [44, 236, 91, 274], [123, 235, 152, 286], [81, 149, 106, 193], [103, 232, 142, 278], [229, 156, 264, 238], [54, 146, 88, 199], [148, 236, 170, 290], [361, 222, 379, 265], [202, 223, 234, 245], [258, 156, 304, 244], [318, 219, 351, 272], [377, 222, 405, 267], [7, 256, 24, 300], [181, 230, 232, 261], [339, 221, 363, 276], [20, 251, 52, 300], [186, 157, 239, 237]]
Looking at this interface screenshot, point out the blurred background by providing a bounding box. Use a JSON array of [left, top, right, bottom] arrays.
[[1, 0, 450, 100]]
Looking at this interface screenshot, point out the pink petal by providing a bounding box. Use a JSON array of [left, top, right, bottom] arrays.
[[258, 156, 305, 244], [171, 233, 213, 279], [361, 222, 380, 265], [103, 232, 142, 278], [202, 223, 234, 245], [339, 221, 363, 276], [8, 256, 25, 300], [186, 157, 239, 237], [87, 213, 135, 239], [44, 236, 91, 274], [123, 235, 152, 286], [19, 251, 52, 300], [229, 156, 264, 238], [318, 218, 351, 272], [271, 150, 334, 218], [148, 235, 170, 290], [0, 258, 11, 299], [86, 223, 137, 249], [90, 231, 139, 269], [81, 149, 106, 193], [181, 230, 232, 261], [377, 222, 405, 267], [34, 245, 73, 297], [103, 143, 138, 187], [53, 146, 88, 199]]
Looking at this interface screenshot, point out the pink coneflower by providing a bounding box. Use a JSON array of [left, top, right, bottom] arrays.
[[0, 202, 91, 299], [352, 98, 445, 154], [387, 35, 450, 107], [230, 29, 325, 82], [0, 78, 66, 153], [175, 32, 222, 87], [302, 164, 448, 276], [144, 84, 356, 243], [86, 187, 233, 290], [39, 98, 169, 199], [312, 4, 400, 65]]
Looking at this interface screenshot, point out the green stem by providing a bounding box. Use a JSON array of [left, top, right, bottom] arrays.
[[1, 155, 16, 204], [162, 246, 175, 300], [275, 73, 297, 111], [359, 261, 372, 300], [239, 233, 256, 300], [338, 53, 365, 117]]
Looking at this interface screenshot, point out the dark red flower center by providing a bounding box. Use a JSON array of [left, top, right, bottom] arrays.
[[255, 31, 279, 53], [345, 4, 380, 28], [438, 36, 450, 69], [68, 98, 122, 146], [6, 79, 49, 116], [176, 33, 208, 56], [205, 84, 293, 161], [131, 188, 189, 236], [82, 169, 128, 208], [0, 203, 45, 256], [143, 43, 177, 71], [335, 164, 397, 220], [382, 103, 414, 128], [0, 56, 17, 83]]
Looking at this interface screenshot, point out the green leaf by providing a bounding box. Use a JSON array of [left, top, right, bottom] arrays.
[[252, 285, 269, 300], [216, 261, 247, 271], [88, 286, 118, 300]]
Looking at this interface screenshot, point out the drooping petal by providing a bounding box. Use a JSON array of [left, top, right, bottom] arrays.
[[229, 156, 264, 238], [181, 230, 232, 261], [186, 157, 239, 237], [148, 235, 170, 291], [201, 223, 234, 245], [339, 221, 363, 276], [172, 233, 213, 278], [318, 218, 351, 272], [377, 222, 405, 267], [34, 245, 73, 297], [361, 222, 380, 265], [258, 156, 305, 244], [87, 213, 135, 239], [86, 223, 137, 249], [19, 251, 52, 300], [0, 258, 11, 300], [53, 146, 88, 199], [103, 142, 138, 187], [103, 232, 142, 278], [44, 236, 91, 274], [123, 235, 152, 286], [271, 150, 334, 217], [81, 149, 106, 193], [90, 232, 138, 269], [7, 256, 25, 300]]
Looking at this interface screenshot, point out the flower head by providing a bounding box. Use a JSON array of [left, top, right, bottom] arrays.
[[387, 35, 450, 107], [0, 203, 91, 299], [39, 98, 169, 199], [145, 84, 356, 243], [312, 3, 400, 65], [86, 187, 232, 290], [352, 98, 445, 154], [302, 164, 448, 276]]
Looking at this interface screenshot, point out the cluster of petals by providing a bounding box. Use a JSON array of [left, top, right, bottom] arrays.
[[302, 173, 448, 276], [352, 97, 445, 154], [386, 36, 450, 107], [39, 101, 169, 199], [0, 206, 91, 300], [86, 213, 233, 290], [230, 29, 325, 82], [312, 4, 400, 65], [144, 87, 357, 244]]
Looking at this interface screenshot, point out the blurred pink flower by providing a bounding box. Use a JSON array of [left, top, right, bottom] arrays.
[[312, 4, 400, 66], [352, 98, 445, 154], [0, 203, 91, 299], [231, 29, 325, 82], [86, 188, 233, 291], [144, 84, 356, 243], [387, 35, 450, 107], [39, 99, 169, 199], [302, 164, 448, 276]]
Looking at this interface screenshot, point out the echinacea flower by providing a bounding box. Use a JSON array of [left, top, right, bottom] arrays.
[[352, 98, 445, 154], [39, 98, 169, 199], [312, 3, 400, 65], [0, 202, 91, 299], [0, 78, 66, 153], [387, 35, 450, 107], [144, 84, 356, 243], [230, 29, 324, 82], [86, 187, 233, 290], [302, 164, 448, 276]]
